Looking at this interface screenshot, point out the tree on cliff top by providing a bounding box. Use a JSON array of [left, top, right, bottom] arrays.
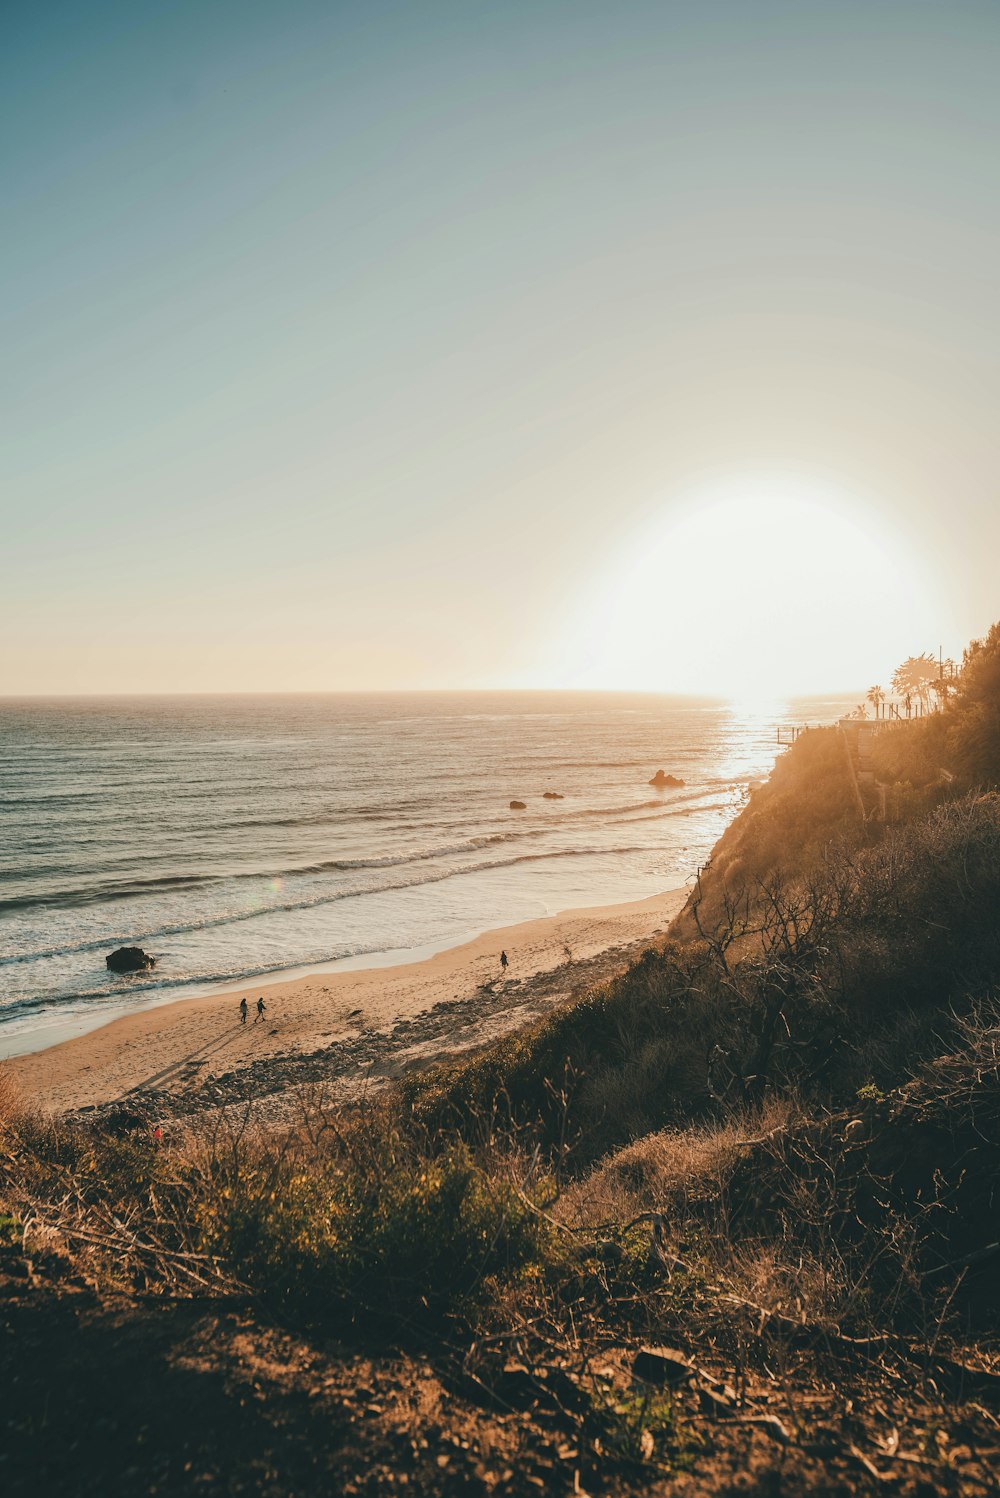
[[891, 653, 939, 711], [866, 684, 885, 718], [874, 622, 1000, 793], [948, 622, 1000, 787]]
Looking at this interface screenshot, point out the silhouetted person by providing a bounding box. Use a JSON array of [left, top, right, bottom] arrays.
[[256, 996, 266, 1023], [239, 996, 248, 1025], [500, 950, 508, 972]]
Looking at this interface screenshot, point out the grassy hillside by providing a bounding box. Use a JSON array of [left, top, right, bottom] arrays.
[[5, 623, 1000, 1495], [669, 720, 865, 941], [407, 790, 1000, 1159], [873, 620, 1000, 795]]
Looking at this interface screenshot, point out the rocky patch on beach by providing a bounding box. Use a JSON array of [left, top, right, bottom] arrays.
[[79, 931, 667, 1129]]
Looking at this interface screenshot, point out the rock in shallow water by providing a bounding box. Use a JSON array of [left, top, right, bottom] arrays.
[[648, 770, 684, 787], [106, 945, 156, 973]]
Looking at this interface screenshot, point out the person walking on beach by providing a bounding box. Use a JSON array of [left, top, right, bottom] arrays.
[[255, 996, 266, 1023], [500, 950, 508, 974], [239, 996, 248, 1025]]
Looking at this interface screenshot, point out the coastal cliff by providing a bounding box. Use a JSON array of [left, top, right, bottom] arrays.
[[4, 624, 1000, 1496]]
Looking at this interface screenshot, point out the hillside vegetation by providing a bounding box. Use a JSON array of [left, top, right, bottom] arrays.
[[4, 625, 1000, 1495], [872, 621, 1000, 795]]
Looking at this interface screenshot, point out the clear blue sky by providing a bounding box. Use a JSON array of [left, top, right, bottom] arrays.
[[3, 1, 999, 694]]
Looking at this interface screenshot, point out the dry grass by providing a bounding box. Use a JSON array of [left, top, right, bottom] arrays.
[[5, 1020, 1000, 1496], [557, 1095, 796, 1231]]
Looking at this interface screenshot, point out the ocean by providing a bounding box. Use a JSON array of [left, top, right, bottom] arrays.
[[0, 692, 856, 1056]]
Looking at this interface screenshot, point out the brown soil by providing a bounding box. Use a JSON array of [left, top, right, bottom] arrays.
[[4, 1249, 998, 1497]]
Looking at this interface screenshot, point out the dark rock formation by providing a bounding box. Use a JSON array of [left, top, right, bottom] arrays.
[[542, 791, 564, 800], [648, 770, 685, 788], [509, 800, 527, 810], [97, 1101, 156, 1138], [106, 946, 156, 973]]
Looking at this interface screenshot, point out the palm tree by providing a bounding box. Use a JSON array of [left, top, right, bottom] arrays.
[[891, 654, 939, 714], [866, 684, 885, 720]]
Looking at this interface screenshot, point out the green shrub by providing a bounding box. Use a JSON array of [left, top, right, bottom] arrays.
[[194, 1122, 553, 1326]]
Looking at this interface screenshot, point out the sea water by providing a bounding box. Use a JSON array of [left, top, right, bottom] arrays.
[[0, 692, 856, 1055]]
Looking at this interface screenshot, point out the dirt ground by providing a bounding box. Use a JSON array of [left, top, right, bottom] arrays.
[[4, 1244, 999, 1498]]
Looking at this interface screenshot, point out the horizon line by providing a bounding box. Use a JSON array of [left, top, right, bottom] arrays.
[[0, 685, 869, 701]]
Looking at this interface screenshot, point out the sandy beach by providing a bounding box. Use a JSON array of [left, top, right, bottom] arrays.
[[7, 888, 686, 1119]]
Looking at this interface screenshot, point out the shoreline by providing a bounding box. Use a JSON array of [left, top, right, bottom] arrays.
[[0, 923, 523, 1063], [6, 886, 688, 1118]]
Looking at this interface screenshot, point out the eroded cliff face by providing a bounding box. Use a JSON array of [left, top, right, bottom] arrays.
[[669, 723, 863, 942]]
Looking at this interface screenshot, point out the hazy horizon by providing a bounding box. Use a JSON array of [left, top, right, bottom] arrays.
[[0, 685, 868, 705], [5, 2, 998, 698]]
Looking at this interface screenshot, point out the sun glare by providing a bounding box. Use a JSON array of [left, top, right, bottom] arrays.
[[544, 477, 948, 699]]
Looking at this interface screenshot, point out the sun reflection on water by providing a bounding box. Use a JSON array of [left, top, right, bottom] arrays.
[[714, 698, 791, 783]]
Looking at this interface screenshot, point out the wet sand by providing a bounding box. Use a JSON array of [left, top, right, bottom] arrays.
[[6, 889, 686, 1117]]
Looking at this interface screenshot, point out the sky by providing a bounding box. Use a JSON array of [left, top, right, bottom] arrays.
[[3, 0, 999, 699]]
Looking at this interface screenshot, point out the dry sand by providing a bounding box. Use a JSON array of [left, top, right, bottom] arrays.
[[8, 888, 687, 1117]]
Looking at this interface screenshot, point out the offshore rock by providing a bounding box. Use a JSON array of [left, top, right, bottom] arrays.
[[106, 946, 156, 973], [542, 791, 564, 799], [649, 770, 685, 788], [509, 800, 527, 810]]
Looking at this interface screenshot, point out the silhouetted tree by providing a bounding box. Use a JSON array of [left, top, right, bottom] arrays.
[[930, 658, 960, 707], [947, 624, 1000, 786], [866, 684, 885, 719], [892, 653, 938, 713]]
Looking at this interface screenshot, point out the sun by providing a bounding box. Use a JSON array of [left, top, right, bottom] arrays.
[[542, 476, 949, 699]]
